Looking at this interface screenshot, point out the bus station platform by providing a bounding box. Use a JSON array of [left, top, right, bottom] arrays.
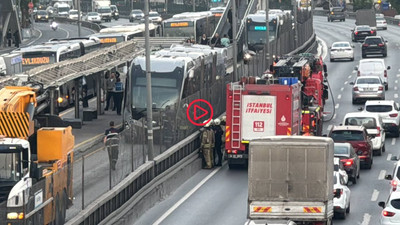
[[59, 98, 123, 156]]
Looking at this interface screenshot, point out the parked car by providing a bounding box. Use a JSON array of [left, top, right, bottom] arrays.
[[86, 12, 101, 24], [362, 100, 400, 137], [110, 5, 119, 20], [378, 192, 400, 224], [329, 41, 354, 62], [129, 9, 144, 22], [356, 58, 390, 90], [149, 11, 162, 24], [334, 157, 349, 184], [350, 76, 385, 104], [35, 10, 49, 22], [334, 143, 360, 183], [351, 25, 376, 42], [342, 112, 386, 155], [362, 36, 388, 58], [385, 160, 400, 193], [333, 171, 351, 219], [329, 126, 373, 169], [328, 7, 345, 22], [377, 17, 388, 30]]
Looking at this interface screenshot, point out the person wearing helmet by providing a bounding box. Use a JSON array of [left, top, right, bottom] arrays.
[[212, 118, 224, 166], [201, 120, 215, 169]]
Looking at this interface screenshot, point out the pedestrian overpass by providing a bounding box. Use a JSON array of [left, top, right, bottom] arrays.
[[0, 0, 21, 47]]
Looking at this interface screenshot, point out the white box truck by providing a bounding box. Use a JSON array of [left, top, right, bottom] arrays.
[[245, 136, 334, 225]]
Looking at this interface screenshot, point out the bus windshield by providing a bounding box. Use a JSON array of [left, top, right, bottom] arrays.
[[164, 26, 194, 38], [0, 152, 21, 182], [247, 22, 277, 45], [132, 69, 183, 109]]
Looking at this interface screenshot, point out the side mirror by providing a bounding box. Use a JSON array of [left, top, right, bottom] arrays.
[[378, 201, 386, 208], [358, 107, 363, 111], [334, 188, 341, 198], [385, 40, 388, 43], [387, 66, 391, 70], [385, 174, 393, 180], [349, 82, 354, 85]]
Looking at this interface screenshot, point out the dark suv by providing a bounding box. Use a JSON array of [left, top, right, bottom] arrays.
[[329, 126, 373, 169], [352, 25, 376, 42], [362, 36, 388, 58], [328, 7, 345, 22]]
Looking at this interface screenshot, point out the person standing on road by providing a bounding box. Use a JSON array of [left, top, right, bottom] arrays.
[[6, 29, 12, 47], [105, 72, 116, 111], [104, 121, 121, 170], [212, 118, 224, 166], [201, 120, 215, 169], [113, 77, 124, 115], [13, 30, 20, 48]]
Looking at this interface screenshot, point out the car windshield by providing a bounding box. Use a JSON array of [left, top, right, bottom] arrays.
[[110, 6, 117, 11], [334, 145, 349, 155], [366, 105, 393, 112], [88, 12, 98, 16], [69, 11, 78, 15], [332, 43, 350, 48], [132, 10, 143, 15], [345, 117, 377, 128], [365, 38, 383, 44], [357, 26, 370, 31], [98, 8, 111, 13], [360, 62, 384, 72], [377, 17, 385, 21], [331, 130, 365, 141], [0, 152, 21, 182], [150, 12, 159, 17], [332, 8, 343, 12], [391, 199, 400, 209], [356, 78, 381, 84], [37, 10, 47, 15]]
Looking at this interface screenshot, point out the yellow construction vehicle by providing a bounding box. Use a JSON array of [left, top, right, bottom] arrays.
[[0, 86, 74, 225]]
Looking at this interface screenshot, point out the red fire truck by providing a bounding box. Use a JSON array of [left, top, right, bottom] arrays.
[[225, 53, 328, 168]]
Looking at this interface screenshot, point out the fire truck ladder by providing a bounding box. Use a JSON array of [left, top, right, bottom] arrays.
[[231, 84, 242, 148]]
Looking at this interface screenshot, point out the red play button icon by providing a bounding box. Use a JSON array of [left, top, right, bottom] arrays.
[[186, 99, 214, 126]]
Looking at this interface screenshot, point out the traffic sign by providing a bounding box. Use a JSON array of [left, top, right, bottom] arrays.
[[186, 99, 214, 126], [28, 2, 34, 9]]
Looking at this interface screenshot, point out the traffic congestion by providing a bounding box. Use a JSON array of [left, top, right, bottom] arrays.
[[2, 0, 400, 224]]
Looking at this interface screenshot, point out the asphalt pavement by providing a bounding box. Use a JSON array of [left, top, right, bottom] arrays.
[[128, 16, 400, 225]]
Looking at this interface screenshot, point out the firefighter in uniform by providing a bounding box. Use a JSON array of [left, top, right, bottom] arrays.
[[212, 118, 224, 166], [201, 120, 215, 169]]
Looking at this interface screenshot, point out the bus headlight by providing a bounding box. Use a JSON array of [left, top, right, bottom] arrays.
[[7, 212, 24, 220], [57, 97, 64, 103]]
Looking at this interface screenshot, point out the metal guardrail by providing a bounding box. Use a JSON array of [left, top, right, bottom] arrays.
[[212, 0, 232, 38], [133, 37, 186, 48], [236, 0, 257, 41], [66, 130, 201, 225], [54, 16, 106, 32]]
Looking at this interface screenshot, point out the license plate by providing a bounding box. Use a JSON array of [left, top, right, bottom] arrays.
[[364, 88, 373, 91], [228, 154, 243, 159], [370, 44, 377, 47]]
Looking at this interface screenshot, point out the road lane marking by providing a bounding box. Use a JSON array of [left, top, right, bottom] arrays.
[[333, 114, 336, 120], [316, 36, 328, 60], [59, 26, 70, 39], [327, 125, 332, 131], [352, 70, 356, 74], [27, 28, 43, 46], [388, 153, 393, 161], [337, 94, 341, 100], [340, 87, 344, 92], [392, 138, 396, 145], [348, 75, 352, 79], [335, 104, 339, 109], [361, 213, 371, 225], [371, 189, 379, 201], [379, 170, 386, 180], [395, 93, 399, 99], [396, 80, 399, 84], [152, 166, 223, 225], [344, 81, 348, 85], [397, 74, 400, 77], [395, 86, 398, 91]]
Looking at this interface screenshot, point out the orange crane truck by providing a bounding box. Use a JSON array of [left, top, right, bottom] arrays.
[[0, 86, 74, 225]]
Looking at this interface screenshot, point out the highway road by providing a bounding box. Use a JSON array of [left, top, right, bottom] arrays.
[[127, 17, 400, 225]]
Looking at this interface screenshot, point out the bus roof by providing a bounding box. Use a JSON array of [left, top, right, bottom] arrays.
[[13, 42, 77, 53], [133, 55, 193, 73], [100, 23, 156, 33], [165, 11, 213, 22], [247, 13, 279, 23]]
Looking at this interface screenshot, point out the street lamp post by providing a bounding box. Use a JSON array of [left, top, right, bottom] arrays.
[[78, 0, 81, 37], [265, 0, 270, 70]]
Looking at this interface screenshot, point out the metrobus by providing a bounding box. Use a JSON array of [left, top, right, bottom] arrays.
[[246, 12, 280, 51], [209, 0, 227, 8], [162, 11, 217, 42], [210, 6, 226, 20], [47, 37, 102, 53]]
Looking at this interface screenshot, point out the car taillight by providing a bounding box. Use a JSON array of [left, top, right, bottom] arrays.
[[227, 149, 232, 154], [232, 150, 238, 154], [383, 210, 396, 217], [378, 86, 383, 91], [378, 43, 384, 47], [362, 44, 369, 47], [377, 126, 381, 137], [353, 86, 359, 91], [384, 70, 387, 77], [392, 180, 398, 191], [390, 113, 398, 118], [355, 31, 358, 35], [371, 30, 375, 34], [341, 158, 354, 166]]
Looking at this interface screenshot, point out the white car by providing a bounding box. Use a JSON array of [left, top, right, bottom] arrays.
[[377, 17, 388, 30], [379, 192, 400, 224], [343, 112, 386, 155], [68, 10, 81, 20], [385, 160, 400, 193], [356, 58, 390, 90], [333, 171, 351, 219], [149, 11, 162, 24], [86, 12, 101, 24], [329, 41, 354, 62], [363, 100, 400, 137], [334, 157, 349, 184]]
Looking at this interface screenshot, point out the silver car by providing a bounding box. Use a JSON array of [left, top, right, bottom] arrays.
[[376, 17, 387, 30], [351, 76, 385, 104], [86, 12, 101, 24], [330, 41, 354, 62]]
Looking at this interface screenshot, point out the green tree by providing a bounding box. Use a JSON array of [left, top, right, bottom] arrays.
[[353, 0, 373, 11], [19, 0, 39, 28], [388, 0, 400, 13]]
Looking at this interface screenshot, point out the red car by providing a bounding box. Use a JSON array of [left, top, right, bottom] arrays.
[[329, 125, 373, 169]]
